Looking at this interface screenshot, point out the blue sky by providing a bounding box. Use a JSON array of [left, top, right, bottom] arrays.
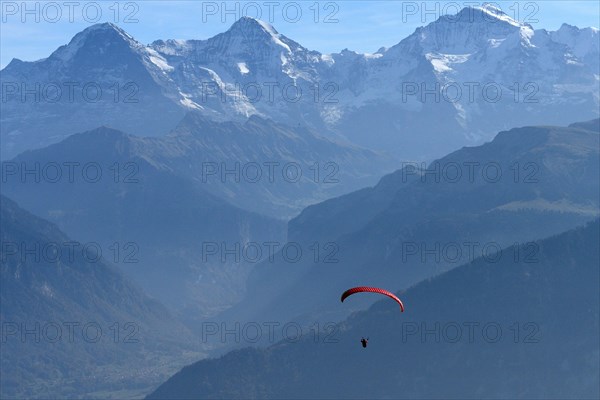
[[1, 1, 599, 68]]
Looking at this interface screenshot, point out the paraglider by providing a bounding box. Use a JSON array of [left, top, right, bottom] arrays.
[[340, 286, 405, 312], [341, 286, 404, 348]]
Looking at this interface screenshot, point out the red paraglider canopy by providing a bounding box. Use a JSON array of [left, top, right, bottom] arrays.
[[341, 286, 405, 312]]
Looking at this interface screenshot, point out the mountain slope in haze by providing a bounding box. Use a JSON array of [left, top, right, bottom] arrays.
[[0, 195, 202, 399], [0, 113, 396, 317], [2, 6, 598, 160], [0, 126, 287, 318], [291, 118, 600, 243], [147, 219, 600, 399], [3, 110, 395, 221], [221, 120, 599, 333], [164, 112, 396, 218]]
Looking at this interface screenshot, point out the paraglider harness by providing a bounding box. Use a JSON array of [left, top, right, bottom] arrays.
[[360, 337, 369, 348]]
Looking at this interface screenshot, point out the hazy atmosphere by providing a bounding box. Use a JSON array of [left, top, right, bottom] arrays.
[[1, 1, 599, 399]]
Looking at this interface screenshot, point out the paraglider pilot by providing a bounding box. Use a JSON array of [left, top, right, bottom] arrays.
[[340, 287, 404, 350]]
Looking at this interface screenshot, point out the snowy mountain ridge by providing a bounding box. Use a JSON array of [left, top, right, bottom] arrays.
[[2, 6, 598, 159]]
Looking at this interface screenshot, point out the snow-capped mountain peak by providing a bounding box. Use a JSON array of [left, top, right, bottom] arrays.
[[390, 5, 524, 55], [213, 15, 298, 57], [467, 4, 522, 27], [435, 4, 523, 28], [83, 22, 136, 39], [551, 23, 600, 62], [50, 21, 142, 63], [227, 16, 280, 37], [2, 8, 599, 161], [69, 22, 139, 49]]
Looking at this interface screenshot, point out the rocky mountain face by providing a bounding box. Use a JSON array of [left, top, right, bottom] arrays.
[[147, 219, 600, 399], [2, 5, 598, 160]]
